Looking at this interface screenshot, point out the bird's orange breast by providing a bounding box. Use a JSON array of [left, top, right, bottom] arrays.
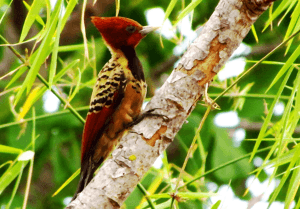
[[92, 79, 146, 162]]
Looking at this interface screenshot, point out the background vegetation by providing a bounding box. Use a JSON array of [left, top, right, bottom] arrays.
[[0, 0, 300, 208]]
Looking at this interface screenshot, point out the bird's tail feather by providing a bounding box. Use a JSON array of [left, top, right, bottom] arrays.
[[72, 157, 103, 201]]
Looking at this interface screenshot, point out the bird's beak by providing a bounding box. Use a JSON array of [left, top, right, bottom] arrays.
[[139, 26, 160, 36]]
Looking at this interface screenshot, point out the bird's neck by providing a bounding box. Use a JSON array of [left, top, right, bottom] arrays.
[[110, 46, 145, 82]]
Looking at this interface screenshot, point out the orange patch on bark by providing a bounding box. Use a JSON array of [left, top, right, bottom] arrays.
[[143, 125, 168, 147], [178, 36, 227, 87]]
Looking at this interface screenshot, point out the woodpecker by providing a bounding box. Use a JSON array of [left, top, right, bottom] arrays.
[[72, 16, 158, 200]]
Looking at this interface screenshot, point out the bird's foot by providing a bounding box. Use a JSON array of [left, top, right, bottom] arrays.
[[126, 108, 169, 128]]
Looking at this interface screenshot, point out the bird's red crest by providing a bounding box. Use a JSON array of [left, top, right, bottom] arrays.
[[91, 16, 144, 49]]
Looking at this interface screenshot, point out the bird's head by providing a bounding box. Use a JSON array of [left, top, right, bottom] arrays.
[[91, 16, 158, 50]]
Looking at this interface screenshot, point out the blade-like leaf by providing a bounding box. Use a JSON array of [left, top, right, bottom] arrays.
[[268, 144, 300, 206], [250, 66, 293, 162], [19, 0, 44, 42], [263, 0, 295, 32], [268, 69, 300, 183], [285, 15, 300, 54], [115, 0, 120, 17], [52, 168, 80, 196], [68, 67, 82, 102], [174, 0, 203, 27], [49, 7, 63, 89], [0, 0, 13, 25], [0, 161, 28, 195], [278, 1, 297, 26], [23, 0, 45, 27], [251, 25, 259, 43], [54, 59, 80, 82], [58, 44, 87, 52], [5, 65, 27, 89], [211, 200, 221, 209], [285, 160, 300, 209], [17, 59, 80, 118], [14, 0, 63, 106], [60, 0, 77, 32], [266, 44, 300, 93], [17, 86, 42, 121], [6, 162, 24, 208], [250, 148, 296, 174], [177, 192, 216, 199], [0, 145, 23, 154], [283, 0, 300, 41], [164, 0, 178, 22]]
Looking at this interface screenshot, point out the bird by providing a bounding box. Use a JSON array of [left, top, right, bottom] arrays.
[[72, 16, 158, 200]]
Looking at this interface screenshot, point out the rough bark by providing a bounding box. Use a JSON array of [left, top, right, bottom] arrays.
[[67, 0, 276, 208]]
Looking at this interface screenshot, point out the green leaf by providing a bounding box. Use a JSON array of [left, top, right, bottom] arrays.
[[268, 144, 300, 206], [278, 1, 297, 27], [285, 17, 300, 54], [0, 161, 28, 195], [23, 0, 45, 27], [285, 159, 300, 209], [52, 168, 80, 196], [6, 161, 24, 208], [0, 145, 23, 154], [283, 0, 300, 41], [0, 0, 13, 25], [284, 0, 300, 54], [251, 25, 258, 43], [250, 66, 293, 162], [269, 69, 300, 184], [60, 0, 77, 31], [177, 192, 216, 199], [211, 200, 221, 209], [265, 44, 300, 93], [14, 0, 63, 106], [262, 0, 295, 32], [5, 64, 27, 89], [250, 148, 296, 174], [164, 0, 178, 23], [174, 0, 203, 27], [154, 199, 172, 209], [68, 67, 82, 102], [58, 44, 88, 52], [150, 193, 170, 199], [55, 59, 80, 82], [48, 6, 63, 89], [19, 0, 44, 42], [115, 0, 120, 16], [19, 59, 80, 114], [57, 59, 81, 81], [18, 87, 42, 120]]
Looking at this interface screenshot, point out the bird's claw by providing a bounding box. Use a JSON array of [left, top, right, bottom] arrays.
[[143, 108, 170, 122], [126, 108, 169, 128]]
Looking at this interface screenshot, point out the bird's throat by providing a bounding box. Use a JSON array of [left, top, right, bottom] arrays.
[[120, 46, 145, 82]]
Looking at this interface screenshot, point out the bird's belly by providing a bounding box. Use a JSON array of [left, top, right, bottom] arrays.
[[110, 81, 144, 133], [92, 81, 145, 162]]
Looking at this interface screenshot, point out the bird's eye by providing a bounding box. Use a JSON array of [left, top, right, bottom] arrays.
[[126, 25, 136, 33]]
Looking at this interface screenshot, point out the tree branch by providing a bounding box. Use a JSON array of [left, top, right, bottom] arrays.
[[67, 0, 276, 208]]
